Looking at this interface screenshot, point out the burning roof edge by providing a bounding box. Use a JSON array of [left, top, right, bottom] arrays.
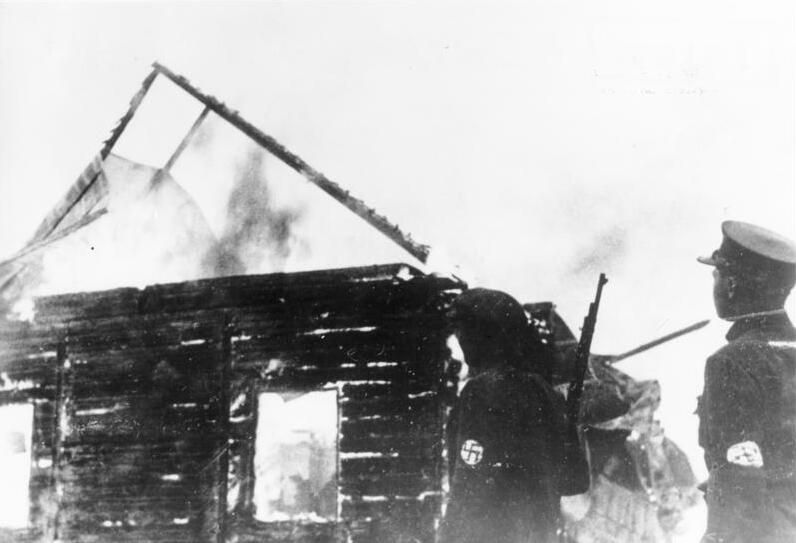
[[1, 61, 435, 306], [3, 263, 464, 327]]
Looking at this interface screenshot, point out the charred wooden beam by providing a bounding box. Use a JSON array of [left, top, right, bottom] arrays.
[[152, 62, 431, 264], [30, 68, 158, 245]]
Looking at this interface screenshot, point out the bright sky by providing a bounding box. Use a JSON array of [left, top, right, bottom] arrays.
[[1, 0, 795, 498]]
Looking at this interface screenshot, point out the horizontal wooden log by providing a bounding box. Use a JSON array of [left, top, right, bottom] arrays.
[[229, 517, 346, 543], [29, 264, 461, 323], [66, 396, 219, 418], [0, 321, 62, 346], [0, 385, 57, 404], [66, 340, 220, 363], [339, 382, 433, 402], [69, 368, 223, 402], [0, 528, 47, 543], [62, 440, 222, 473], [0, 343, 58, 364], [341, 408, 440, 436], [232, 349, 446, 381], [138, 265, 459, 316], [63, 315, 222, 350], [340, 456, 439, 478], [255, 374, 436, 393], [33, 287, 141, 324], [228, 294, 451, 330], [341, 494, 442, 521], [340, 434, 440, 456], [66, 416, 217, 444], [340, 395, 439, 419], [339, 472, 436, 497], [341, 495, 441, 543], [231, 329, 421, 361], [58, 502, 201, 529], [0, 355, 58, 389], [61, 482, 202, 502], [57, 524, 203, 543]]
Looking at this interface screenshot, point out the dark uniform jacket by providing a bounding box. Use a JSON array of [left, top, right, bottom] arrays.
[[698, 312, 796, 543], [439, 366, 579, 543]]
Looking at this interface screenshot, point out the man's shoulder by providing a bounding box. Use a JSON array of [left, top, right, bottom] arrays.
[[464, 370, 553, 405], [710, 332, 786, 360], [706, 335, 789, 384], [707, 342, 757, 372]]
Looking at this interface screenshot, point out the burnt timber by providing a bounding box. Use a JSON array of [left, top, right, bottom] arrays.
[[0, 263, 464, 542]]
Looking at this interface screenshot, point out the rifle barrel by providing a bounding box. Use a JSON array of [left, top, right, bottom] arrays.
[[567, 273, 608, 422], [609, 319, 710, 363]]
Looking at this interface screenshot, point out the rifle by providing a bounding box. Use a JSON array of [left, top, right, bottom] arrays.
[[605, 319, 709, 364], [556, 274, 607, 498], [567, 273, 608, 424]]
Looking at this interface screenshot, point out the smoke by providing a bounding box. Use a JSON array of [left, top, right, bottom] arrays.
[[202, 149, 302, 276], [0, 146, 304, 315], [568, 225, 628, 278]]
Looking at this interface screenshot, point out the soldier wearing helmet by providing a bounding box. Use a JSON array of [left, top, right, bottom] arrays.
[[697, 220, 796, 543], [439, 288, 588, 543]]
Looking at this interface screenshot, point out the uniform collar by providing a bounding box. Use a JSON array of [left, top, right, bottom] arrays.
[[725, 309, 792, 341]]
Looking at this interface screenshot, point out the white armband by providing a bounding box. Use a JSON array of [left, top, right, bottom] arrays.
[[726, 441, 764, 468]]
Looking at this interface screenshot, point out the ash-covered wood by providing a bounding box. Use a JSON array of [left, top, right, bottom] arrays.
[[0, 263, 463, 542]]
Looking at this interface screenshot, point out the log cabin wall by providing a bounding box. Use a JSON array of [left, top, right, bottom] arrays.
[[0, 264, 463, 543]]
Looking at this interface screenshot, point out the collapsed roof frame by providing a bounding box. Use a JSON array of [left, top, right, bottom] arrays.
[[151, 62, 430, 264], [1, 62, 430, 296]]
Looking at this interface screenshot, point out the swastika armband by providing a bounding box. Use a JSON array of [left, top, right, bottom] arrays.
[[460, 439, 484, 466], [726, 441, 764, 468]]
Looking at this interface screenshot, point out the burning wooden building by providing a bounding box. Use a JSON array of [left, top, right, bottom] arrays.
[[0, 62, 704, 543], [0, 62, 468, 542], [0, 263, 463, 542]]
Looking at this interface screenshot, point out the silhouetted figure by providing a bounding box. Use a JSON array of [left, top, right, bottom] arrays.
[[439, 288, 588, 543], [697, 221, 796, 543]]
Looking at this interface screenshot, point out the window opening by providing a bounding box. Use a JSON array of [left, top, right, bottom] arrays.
[[0, 402, 34, 528], [253, 389, 338, 522]]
